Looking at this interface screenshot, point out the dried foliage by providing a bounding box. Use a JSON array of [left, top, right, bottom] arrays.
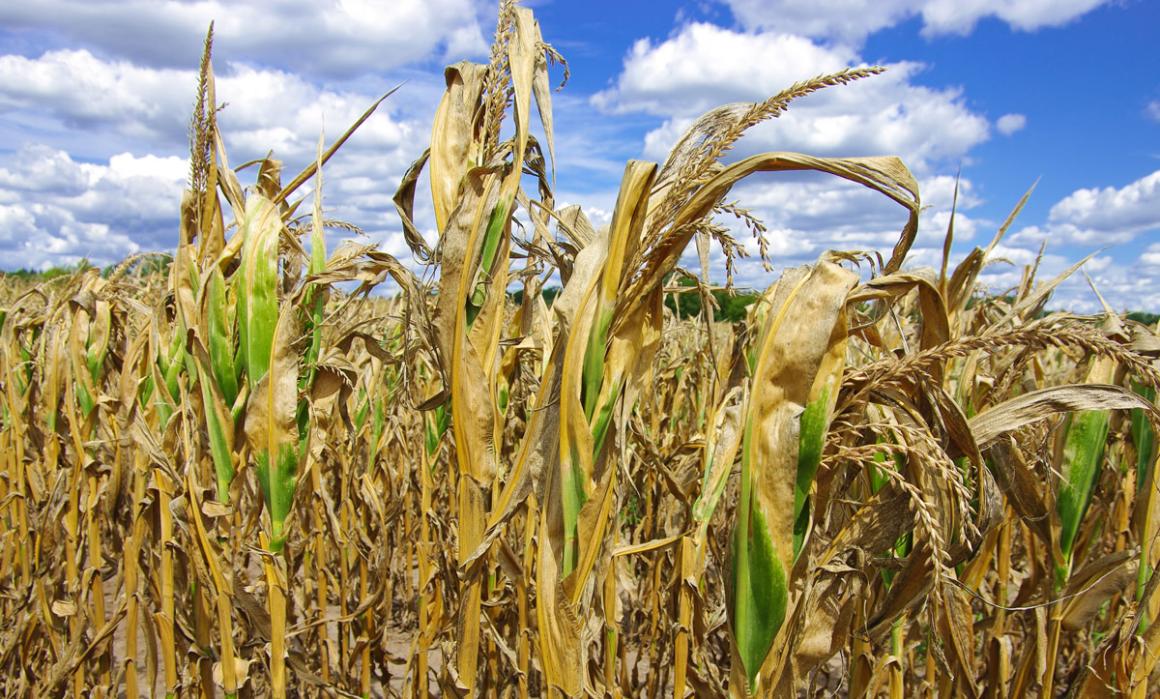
[[2, 6, 1160, 699]]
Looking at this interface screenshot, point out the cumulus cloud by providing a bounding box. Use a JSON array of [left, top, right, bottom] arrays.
[[0, 47, 434, 256], [725, 173, 976, 243], [663, 167, 1157, 312], [0, 0, 488, 78], [0, 145, 188, 268], [0, 0, 1144, 314], [1148, 101, 1160, 122], [971, 249, 1127, 313], [996, 113, 1026, 136], [719, 0, 1110, 44], [0, 50, 192, 147], [0, 47, 448, 271], [0, 38, 458, 272], [918, 0, 1109, 37], [0, 202, 141, 270], [1143, 243, 1160, 269], [1046, 169, 1160, 240], [1056, 259, 1160, 313], [593, 24, 989, 173], [590, 21, 1001, 294], [657, 171, 985, 293], [0, 0, 522, 278], [589, 17, 1156, 312], [0, 140, 435, 270], [591, 25, 854, 116], [992, 171, 1160, 311], [705, 168, 1145, 313], [0, 49, 424, 163]]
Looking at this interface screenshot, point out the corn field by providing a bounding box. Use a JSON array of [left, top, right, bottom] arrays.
[[2, 4, 1160, 698]]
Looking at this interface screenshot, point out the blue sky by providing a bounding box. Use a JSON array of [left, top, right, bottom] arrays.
[[0, 0, 1157, 311]]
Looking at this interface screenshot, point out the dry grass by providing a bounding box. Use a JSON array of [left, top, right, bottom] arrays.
[[2, 4, 1160, 698]]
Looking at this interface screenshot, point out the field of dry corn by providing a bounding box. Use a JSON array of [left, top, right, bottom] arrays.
[[2, 4, 1160, 698]]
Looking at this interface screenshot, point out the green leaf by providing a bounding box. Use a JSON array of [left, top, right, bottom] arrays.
[[732, 458, 788, 691], [793, 389, 830, 557], [1057, 410, 1110, 565], [236, 194, 281, 386], [1131, 381, 1157, 493], [207, 268, 239, 407]]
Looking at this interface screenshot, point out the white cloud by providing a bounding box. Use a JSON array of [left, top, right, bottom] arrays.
[[0, 141, 435, 270], [727, 173, 977, 243], [719, 0, 1110, 44], [968, 246, 1154, 314], [918, 0, 1108, 37], [594, 23, 989, 173], [0, 201, 141, 270], [1142, 243, 1160, 268], [0, 50, 422, 162], [0, 0, 505, 274], [1145, 100, 1160, 123], [0, 50, 192, 145], [996, 113, 1026, 136], [598, 36, 1154, 312], [1047, 169, 1160, 240], [990, 171, 1160, 311], [0, 47, 433, 256], [589, 21, 1003, 297], [0, 0, 488, 78], [720, 0, 915, 45], [0, 0, 1144, 315], [656, 171, 986, 293], [1007, 223, 1133, 247], [1058, 260, 1160, 313], [591, 25, 854, 116], [0, 146, 185, 268]]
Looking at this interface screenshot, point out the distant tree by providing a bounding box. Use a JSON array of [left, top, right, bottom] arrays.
[[1, 258, 94, 281], [509, 286, 562, 306], [663, 275, 759, 322]]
